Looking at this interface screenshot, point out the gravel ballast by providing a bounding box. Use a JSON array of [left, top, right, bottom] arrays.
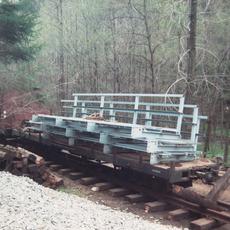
[[0, 172, 181, 230]]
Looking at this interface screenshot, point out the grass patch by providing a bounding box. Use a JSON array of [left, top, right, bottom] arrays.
[[198, 143, 230, 166], [197, 143, 224, 158], [57, 186, 85, 197], [206, 144, 224, 158]]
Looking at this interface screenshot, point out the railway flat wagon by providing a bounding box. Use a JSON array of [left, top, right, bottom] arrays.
[[24, 93, 216, 185]]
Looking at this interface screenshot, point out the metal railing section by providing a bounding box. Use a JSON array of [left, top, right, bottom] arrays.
[[27, 93, 207, 164], [62, 93, 206, 141]]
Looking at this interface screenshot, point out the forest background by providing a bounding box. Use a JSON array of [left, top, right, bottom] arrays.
[[0, 0, 229, 160]]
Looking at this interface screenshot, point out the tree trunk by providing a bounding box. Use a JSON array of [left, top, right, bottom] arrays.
[[143, 0, 155, 93], [93, 38, 99, 92], [185, 0, 197, 103], [58, 0, 65, 109], [111, 9, 120, 92], [204, 118, 212, 156], [224, 125, 229, 164], [104, 42, 110, 90], [0, 89, 3, 118]]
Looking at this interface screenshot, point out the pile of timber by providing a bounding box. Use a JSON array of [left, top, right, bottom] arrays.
[[0, 144, 63, 189]]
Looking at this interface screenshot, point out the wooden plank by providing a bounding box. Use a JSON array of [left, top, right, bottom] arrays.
[[17, 147, 44, 166], [44, 161, 54, 167], [59, 168, 72, 175], [217, 200, 230, 209], [109, 188, 130, 197], [28, 154, 44, 166], [144, 201, 167, 213], [80, 177, 99, 185], [190, 218, 216, 230], [219, 211, 230, 219], [213, 224, 230, 230], [91, 182, 114, 192], [125, 194, 145, 203], [42, 172, 64, 189], [207, 169, 230, 201], [12, 160, 23, 169], [0, 150, 9, 159], [49, 164, 62, 171], [11, 167, 23, 176], [27, 164, 39, 174], [218, 171, 226, 177], [168, 208, 190, 220], [69, 172, 84, 180]]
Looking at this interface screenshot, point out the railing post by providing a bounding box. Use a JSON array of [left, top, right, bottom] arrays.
[[100, 96, 105, 117], [133, 96, 139, 125], [81, 102, 86, 116], [145, 105, 151, 126], [109, 103, 115, 121], [73, 96, 78, 118], [176, 96, 185, 134], [194, 117, 200, 151], [191, 106, 198, 142]]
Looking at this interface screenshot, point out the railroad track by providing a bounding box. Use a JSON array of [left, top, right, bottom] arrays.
[[47, 162, 229, 229], [3, 138, 227, 230], [1, 137, 229, 230]]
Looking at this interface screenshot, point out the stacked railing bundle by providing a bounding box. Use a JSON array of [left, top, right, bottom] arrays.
[[27, 94, 207, 164]]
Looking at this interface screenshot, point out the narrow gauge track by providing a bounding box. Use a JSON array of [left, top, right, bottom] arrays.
[[3, 137, 230, 230]]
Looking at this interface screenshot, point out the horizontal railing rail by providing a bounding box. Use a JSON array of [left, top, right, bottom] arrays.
[[72, 93, 184, 97]]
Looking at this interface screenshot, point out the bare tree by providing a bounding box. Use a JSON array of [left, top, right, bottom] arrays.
[[185, 0, 197, 103]]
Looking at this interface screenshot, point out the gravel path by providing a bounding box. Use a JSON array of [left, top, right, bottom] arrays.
[[0, 172, 182, 230]]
